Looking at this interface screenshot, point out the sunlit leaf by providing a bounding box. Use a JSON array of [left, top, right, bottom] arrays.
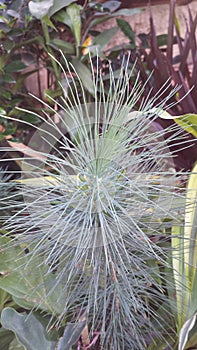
[[28, 0, 54, 20], [66, 3, 81, 46], [184, 162, 197, 290], [174, 115, 197, 138], [49, 0, 76, 17]]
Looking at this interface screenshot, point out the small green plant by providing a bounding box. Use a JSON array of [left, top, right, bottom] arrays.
[[0, 0, 142, 148], [0, 55, 195, 349]]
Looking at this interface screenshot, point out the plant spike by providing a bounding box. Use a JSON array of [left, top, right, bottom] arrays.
[[0, 55, 191, 349]]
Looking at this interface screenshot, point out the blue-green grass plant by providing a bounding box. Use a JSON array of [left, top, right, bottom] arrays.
[[0, 55, 191, 349]]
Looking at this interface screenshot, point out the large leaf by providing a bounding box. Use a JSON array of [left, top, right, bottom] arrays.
[[5, 61, 27, 73], [52, 10, 71, 27], [114, 8, 143, 16], [49, 38, 75, 54], [9, 338, 25, 350], [1, 308, 56, 350], [49, 0, 76, 17], [88, 8, 142, 29], [172, 163, 197, 330], [102, 1, 121, 12], [56, 320, 86, 350], [116, 19, 135, 46], [148, 109, 197, 138], [71, 58, 94, 95], [174, 114, 197, 138], [28, 0, 54, 20], [66, 3, 81, 46], [0, 328, 15, 350], [184, 162, 197, 294], [93, 27, 118, 51], [0, 237, 67, 314]]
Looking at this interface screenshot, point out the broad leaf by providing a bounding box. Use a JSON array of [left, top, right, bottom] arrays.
[[5, 61, 27, 73], [89, 8, 142, 29], [49, 38, 75, 54], [93, 27, 118, 51], [71, 58, 94, 95], [66, 3, 81, 46], [0, 328, 15, 350], [0, 237, 67, 314], [57, 320, 86, 350], [49, 0, 76, 17], [184, 162, 197, 296], [9, 338, 25, 350], [102, 1, 121, 12], [28, 0, 54, 20], [174, 114, 197, 138], [1, 308, 56, 350], [52, 10, 71, 27], [117, 19, 135, 45], [113, 8, 143, 16]]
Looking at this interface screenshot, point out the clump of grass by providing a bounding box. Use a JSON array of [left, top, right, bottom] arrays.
[[1, 55, 189, 349]]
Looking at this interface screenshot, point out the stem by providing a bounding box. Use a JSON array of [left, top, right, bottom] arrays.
[[41, 19, 60, 84], [110, 261, 120, 312]]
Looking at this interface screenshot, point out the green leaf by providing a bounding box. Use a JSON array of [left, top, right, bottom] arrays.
[[93, 27, 118, 50], [178, 312, 197, 350], [66, 3, 81, 46], [117, 19, 135, 45], [113, 8, 143, 16], [49, 38, 75, 54], [89, 8, 142, 30], [147, 110, 197, 137], [2, 75, 16, 83], [102, 1, 121, 12], [71, 58, 94, 95], [0, 328, 15, 350], [184, 162, 197, 294], [9, 337, 25, 350], [56, 320, 86, 350], [174, 114, 197, 138], [0, 289, 11, 310], [0, 237, 67, 314], [52, 10, 71, 26], [0, 107, 6, 116], [42, 15, 57, 31], [172, 163, 197, 328], [49, 0, 76, 17], [156, 34, 177, 47], [1, 308, 57, 350], [5, 61, 27, 73], [28, 0, 54, 20]]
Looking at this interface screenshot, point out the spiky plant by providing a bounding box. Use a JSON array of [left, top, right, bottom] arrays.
[[1, 56, 189, 349]]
